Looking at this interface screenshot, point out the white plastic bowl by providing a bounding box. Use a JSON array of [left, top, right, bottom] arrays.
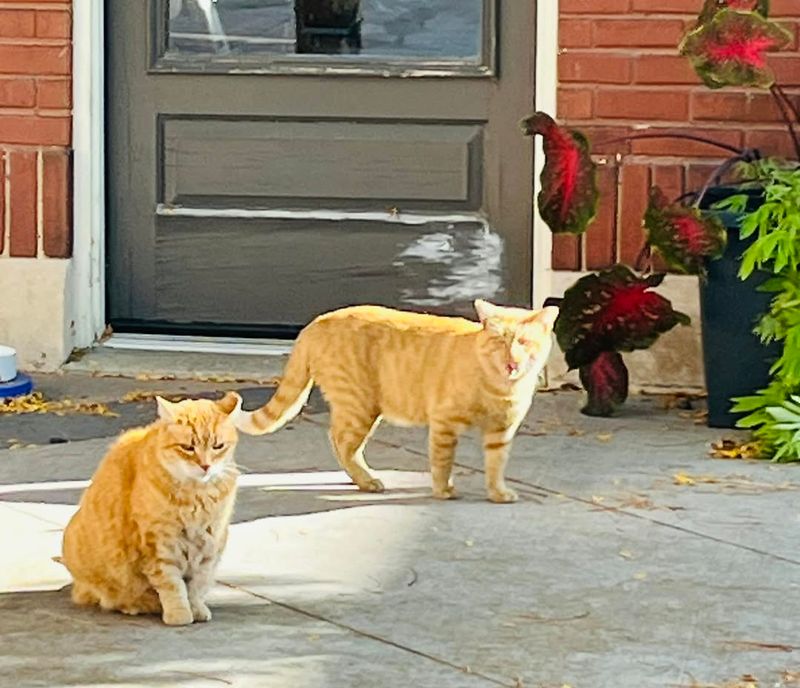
[[0, 345, 17, 383]]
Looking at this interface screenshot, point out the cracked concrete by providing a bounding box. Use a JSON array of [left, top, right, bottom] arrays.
[[1, 373, 799, 687]]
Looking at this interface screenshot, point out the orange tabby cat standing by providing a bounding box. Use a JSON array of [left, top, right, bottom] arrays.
[[237, 300, 558, 503], [61, 392, 242, 625]]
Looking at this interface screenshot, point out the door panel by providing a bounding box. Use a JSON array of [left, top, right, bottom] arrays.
[[154, 218, 500, 325], [107, 0, 536, 335], [162, 118, 483, 210]]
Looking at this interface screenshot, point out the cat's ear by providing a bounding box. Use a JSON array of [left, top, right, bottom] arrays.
[[156, 396, 178, 422], [529, 305, 559, 331], [216, 391, 242, 417], [474, 299, 502, 324]]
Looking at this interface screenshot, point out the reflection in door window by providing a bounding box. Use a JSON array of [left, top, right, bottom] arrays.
[[167, 0, 482, 61]]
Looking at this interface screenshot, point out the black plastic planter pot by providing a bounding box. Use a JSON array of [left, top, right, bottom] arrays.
[[698, 186, 779, 428]]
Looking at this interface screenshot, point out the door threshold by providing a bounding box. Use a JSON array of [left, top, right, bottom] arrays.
[[103, 333, 293, 356]]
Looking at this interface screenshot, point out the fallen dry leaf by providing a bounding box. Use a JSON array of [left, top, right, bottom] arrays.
[[710, 439, 763, 460], [617, 495, 655, 510], [134, 373, 176, 381], [672, 678, 758, 688], [0, 393, 118, 418], [120, 390, 183, 404], [781, 671, 800, 683], [517, 429, 548, 437], [633, 571, 648, 581], [668, 473, 799, 494], [673, 472, 720, 487], [618, 549, 634, 560], [567, 428, 586, 437], [596, 433, 613, 442]]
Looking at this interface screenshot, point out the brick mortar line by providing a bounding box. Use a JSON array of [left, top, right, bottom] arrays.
[[567, 84, 800, 91], [0, 38, 71, 46], [219, 581, 514, 687], [0, 108, 71, 115], [35, 147, 42, 256], [564, 118, 798, 128], [0, 3, 71, 8], [559, 48, 800, 56], [0, 75, 70, 79], [1, 150, 8, 257], [0, 143, 71, 152], [560, 12, 800, 19]]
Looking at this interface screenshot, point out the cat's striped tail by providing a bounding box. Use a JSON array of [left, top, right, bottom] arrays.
[[236, 333, 313, 435]]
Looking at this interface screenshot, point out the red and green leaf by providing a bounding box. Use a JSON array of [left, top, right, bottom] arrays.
[[520, 112, 599, 235], [555, 264, 691, 370], [644, 187, 727, 276], [680, 9, 791, 89], [579, 351, 629, 417], [697, 0, 770, 25]]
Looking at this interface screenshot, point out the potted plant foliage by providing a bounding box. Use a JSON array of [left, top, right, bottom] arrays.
[[521, 0, 800, 453]]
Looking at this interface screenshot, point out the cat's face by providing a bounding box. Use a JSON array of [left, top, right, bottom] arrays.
[[475, 300, 559, 382], [155, 392, 242, 484]]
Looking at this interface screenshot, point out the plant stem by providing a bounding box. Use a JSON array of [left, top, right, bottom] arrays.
[[600, 132, 744, 156], [693, 155, 750, 208], [773, 83, 800, 125], [634, 244, 652, 273], [769, 84, 800, 161]]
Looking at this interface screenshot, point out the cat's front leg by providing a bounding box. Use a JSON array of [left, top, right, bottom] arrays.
[[428, 422, 459, 499], [483, 426, 519, 504], [186, 555, 219, 623], [145, 561, 193, 626]]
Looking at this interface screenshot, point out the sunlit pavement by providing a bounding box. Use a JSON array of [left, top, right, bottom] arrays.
[[2, 377, 799, 687]]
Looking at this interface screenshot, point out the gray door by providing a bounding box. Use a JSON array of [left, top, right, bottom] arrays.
[[107, 0, 536, 335]]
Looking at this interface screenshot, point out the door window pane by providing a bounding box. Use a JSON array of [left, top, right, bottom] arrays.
[[167, 0, 483, 62]]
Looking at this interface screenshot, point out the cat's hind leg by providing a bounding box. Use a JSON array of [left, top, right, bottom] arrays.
[[428, 422, 459, 499], [70, 580, 98, 607], [120, 588, 162, 616], [483, 425, 519, 504], [328, 410, 384, 493]]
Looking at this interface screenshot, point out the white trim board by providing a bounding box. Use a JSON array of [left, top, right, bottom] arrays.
[[71, 0, 106, 349], [532, 0, 558, 309], [104, 334, 292, 356]]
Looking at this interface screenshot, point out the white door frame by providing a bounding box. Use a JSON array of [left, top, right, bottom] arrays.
[[71, 0, 106, 348], [70, 0, 559, 349]]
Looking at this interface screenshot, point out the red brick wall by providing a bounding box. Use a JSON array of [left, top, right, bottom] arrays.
[[554, 0, 800, 270], [0, 0, 71, 259]]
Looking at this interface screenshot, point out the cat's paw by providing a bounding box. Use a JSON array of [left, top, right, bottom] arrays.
[[432, 485, 458, 500], [487, 486, 518, 504], [190, 602, 212, 622], [357, 477, 385, 493], [162, 606, 194, 626]]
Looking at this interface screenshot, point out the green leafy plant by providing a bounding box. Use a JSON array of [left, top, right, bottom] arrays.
[[521, 3, 799, 420], [718, 160, 800, 461]]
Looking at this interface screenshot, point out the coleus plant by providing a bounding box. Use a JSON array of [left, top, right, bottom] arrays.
[[522, 0, 799, 417]]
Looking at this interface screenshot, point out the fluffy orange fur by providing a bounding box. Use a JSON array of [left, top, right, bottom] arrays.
[[237, 300, 558, 503], [61, 392, 242, 625]]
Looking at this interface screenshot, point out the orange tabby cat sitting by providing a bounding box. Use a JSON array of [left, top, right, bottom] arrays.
[[60, 392, 242, 625], [237, 300, 558, 503]]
